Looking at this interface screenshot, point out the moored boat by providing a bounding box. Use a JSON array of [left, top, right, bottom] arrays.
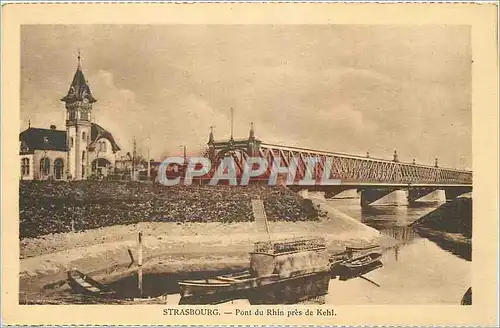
[[330, 252, 383, 279], [178, 237, 331, 303], [67, 269, 115, 296], [178, 270, 280, 298]]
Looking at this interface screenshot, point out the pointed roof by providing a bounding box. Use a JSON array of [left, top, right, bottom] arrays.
[[61, 53, 96, 104], [89, 123, 121, 153]]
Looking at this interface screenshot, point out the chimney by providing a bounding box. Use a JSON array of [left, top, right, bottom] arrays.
[[50, 125, 56, 130]]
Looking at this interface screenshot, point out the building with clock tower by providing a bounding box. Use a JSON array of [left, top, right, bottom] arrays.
[[19, 54, 121, 180]]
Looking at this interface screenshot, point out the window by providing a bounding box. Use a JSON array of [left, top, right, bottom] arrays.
[[21, 158, 30, 176], [40, 158, 50, 176], [100, 141, 107, 152], [82, 151, 86, 161], [82, 132, 86, 141], [53, 159, 64, 180], [70, 137, 74, 148]]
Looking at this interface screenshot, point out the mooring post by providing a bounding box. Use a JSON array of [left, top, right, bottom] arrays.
[[138, 231, 143, 297]]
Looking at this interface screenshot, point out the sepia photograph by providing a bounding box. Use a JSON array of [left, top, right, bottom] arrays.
[[1, 3, 498, 327], [18, 23, 473, 306]]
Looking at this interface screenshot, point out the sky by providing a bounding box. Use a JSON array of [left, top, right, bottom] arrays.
[[21, 25, 472, 169]]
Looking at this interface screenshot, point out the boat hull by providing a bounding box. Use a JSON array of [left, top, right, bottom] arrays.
[[179, 269, 330, 304], [247, 271, 330, 304], [67, 270, 115, 296], [178, 272, 279, 298], [330, 252, 383, 280]]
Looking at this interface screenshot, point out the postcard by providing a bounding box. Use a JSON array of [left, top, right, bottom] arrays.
[[1, 2, 498, 326]]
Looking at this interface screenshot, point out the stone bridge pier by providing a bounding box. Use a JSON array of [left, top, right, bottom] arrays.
[[443, 186, 472, 200], [294, 185, 471, 207], [407, 188, 447, 205], [360, 188, 409, 207]]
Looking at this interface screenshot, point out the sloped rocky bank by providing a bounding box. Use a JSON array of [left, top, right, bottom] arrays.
[[20, 181, 320, 239], [411, 194, 472, 260]]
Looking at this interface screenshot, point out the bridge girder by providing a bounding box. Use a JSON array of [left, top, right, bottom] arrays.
[[208, 140, 472, 186]]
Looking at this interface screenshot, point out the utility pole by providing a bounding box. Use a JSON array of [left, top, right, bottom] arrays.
[[147, 134, 151, 179], [132, 137, 137, 181]]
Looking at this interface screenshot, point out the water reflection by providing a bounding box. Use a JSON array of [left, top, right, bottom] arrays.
[[324, 199, 471, 305], [327, 200, 470, 260]]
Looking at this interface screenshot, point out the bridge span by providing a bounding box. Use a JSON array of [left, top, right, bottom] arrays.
[[206, 125, 472, 206]]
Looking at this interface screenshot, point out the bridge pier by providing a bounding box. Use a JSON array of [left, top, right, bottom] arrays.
[[329, 188, 360, 200], [408, 188, 446, 205], [308, 191, 326, 200], [361, 188, 409, 207], [444, 187, 473, 201]]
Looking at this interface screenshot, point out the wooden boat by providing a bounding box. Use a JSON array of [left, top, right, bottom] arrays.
[[331, 252, 383, 279], [247, 271, 330, 305], [178, 270, 267, 298], [67, 269, 115, 296], [178, 237, 330, 303], [346, 244, 380, 251], [342, 252, 382, 270]]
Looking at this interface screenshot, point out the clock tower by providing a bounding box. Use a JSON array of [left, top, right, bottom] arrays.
[[62, 52, 96, 180]]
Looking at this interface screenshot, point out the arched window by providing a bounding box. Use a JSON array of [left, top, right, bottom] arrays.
[[82, 131, 86, 141], [53, 159, 64, 180], [40, 157, 50, 176], [21, 158, 30, 176], [100, 140, 107, 152]]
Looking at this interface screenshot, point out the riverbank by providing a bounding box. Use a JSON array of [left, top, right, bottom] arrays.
[[410, 194, 472, 260], [19, 184, 395, 303], [20, 181, 320, 238]]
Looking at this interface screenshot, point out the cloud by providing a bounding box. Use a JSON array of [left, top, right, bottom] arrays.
[[20, 25, 472, 169]]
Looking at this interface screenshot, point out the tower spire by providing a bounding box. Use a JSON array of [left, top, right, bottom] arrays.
[[208, 126, 214, 144], [77, 49, 81, 70], [230, 108, 234, 140], [249, 122, 255, 139]]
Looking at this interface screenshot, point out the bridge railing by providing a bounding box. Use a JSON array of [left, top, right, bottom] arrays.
[[206, 141, 472, 186]]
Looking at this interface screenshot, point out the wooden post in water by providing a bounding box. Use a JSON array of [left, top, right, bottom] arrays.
[[138, 231, 143, 297]]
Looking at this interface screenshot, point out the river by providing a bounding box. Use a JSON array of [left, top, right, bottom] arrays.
[[36, 198, 471, 305], [325, 199, 471, 305]]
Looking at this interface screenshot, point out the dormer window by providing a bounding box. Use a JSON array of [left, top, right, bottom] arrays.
[[100, 140, 107, 152]]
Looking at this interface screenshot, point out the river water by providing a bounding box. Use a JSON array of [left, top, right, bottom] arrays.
[[40, 198, 471, 305], [325, 199, 471, 305]]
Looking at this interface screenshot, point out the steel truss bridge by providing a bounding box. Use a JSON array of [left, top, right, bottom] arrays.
[[207, 136, 472, 187]]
